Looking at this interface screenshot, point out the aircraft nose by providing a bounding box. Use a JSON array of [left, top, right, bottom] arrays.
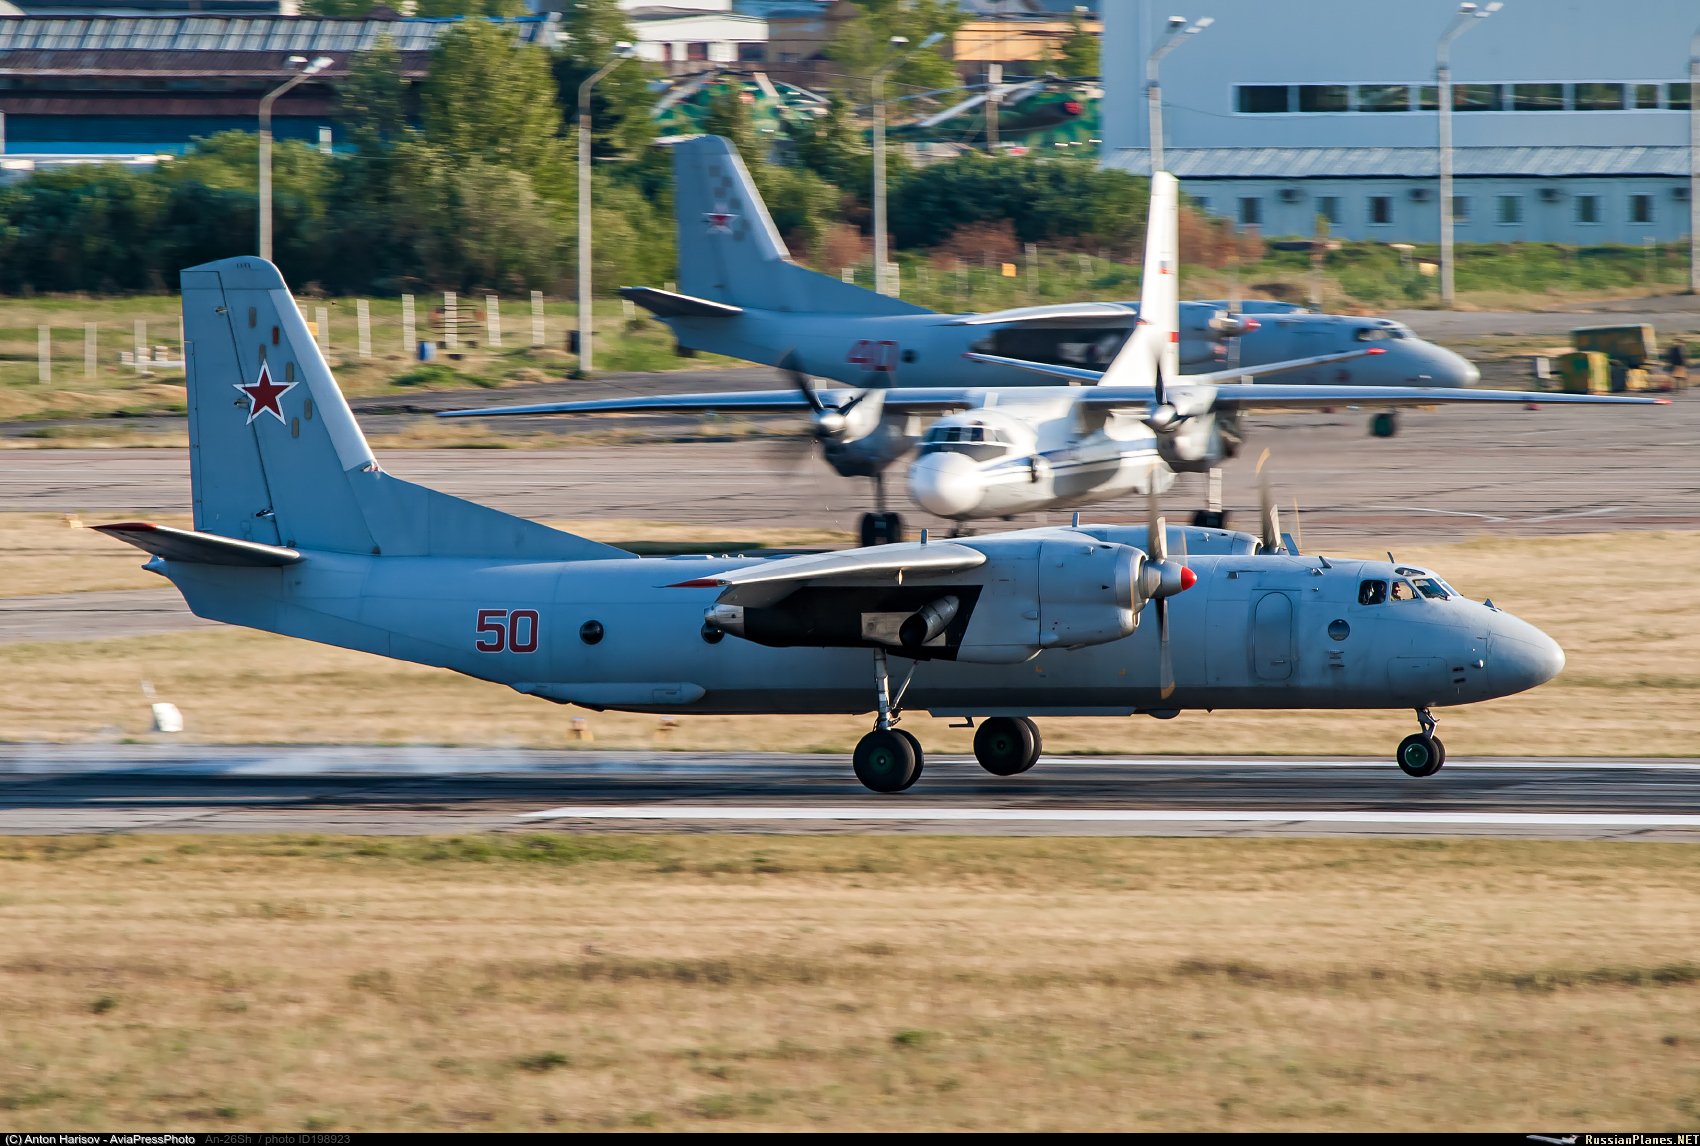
[[1490, 628, 1565, 695], [1431, 346, 1480, 388], [908, 452, 982, 518]]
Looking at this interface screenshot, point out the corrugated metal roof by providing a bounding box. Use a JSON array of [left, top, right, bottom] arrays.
[[0, 14, 557, 53], [1104, 146, 1692, 179], [0, 47, 430, 76]]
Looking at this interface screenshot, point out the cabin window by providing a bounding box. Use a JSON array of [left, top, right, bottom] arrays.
[[1390, 579, 1417, 601], [1358, 580, 1387, 606]]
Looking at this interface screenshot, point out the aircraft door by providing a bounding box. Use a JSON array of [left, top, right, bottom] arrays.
[[1252, 592, 1295, 681]]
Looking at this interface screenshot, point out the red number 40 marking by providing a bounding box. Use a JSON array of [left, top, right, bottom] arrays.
[[475, 608, 540, 654]]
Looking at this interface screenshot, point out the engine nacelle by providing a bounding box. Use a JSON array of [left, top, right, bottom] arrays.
[[955, 538, 1146, 663]]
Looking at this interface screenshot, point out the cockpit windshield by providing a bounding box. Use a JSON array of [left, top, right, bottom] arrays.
[[919, 423, 1013, 461], [1411, 577, 1451, 600], [1354, 324, 1408, 342]]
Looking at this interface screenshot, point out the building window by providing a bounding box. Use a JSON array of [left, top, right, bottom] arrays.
[[1631, 194, 1654, 224], [1238, 197, 1263, 227], [1357, 84, 1410, 112], [1237, 85, 1291, 114], [1576, 195, 1601, 224], [1631, 83, 1662, 109], [1297, 84, 1350, 112], [1317, 196, 1341, 226], [1670, 83, 1694, 111], [1368, 196, 1393, 226], [737, 42, 764, 63], [1512, 83, 1564, 111], [1573, 82, 1624, 110], [1417, 85, 1439, 111], [1452, 195, 1470, 222], [1453, 83, 1502, 111], [1497, 195, 1523, 225]]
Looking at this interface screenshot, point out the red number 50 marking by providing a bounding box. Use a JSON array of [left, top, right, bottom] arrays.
[[475, 608, 540, 654]]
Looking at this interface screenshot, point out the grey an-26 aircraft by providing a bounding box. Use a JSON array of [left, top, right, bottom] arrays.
[[625, 134, 1480, 416], [105, 254, 1579, 793], [448, 174, 1659, 547]]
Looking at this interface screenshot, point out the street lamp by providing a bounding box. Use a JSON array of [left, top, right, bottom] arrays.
[[1145, 14, 1212, 173], [1689, 23, 1699, 293], [259, 54, 332, 262], [1437, 1, 1501, 307], [872, 30, 945, 297], [577, 40, 636, 376]]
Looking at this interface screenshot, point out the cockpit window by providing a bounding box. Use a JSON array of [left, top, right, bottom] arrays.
[[1354, 327, 1390, 342], [1390, 579, 1416, 601], [1358, 579, 1387, 606], [1412, 577, 1450, 600]]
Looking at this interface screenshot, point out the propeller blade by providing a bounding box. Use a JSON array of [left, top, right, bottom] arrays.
[[1255, 448, 1282, 554], [1145, 485, 1167, 564], [779, 349, 826, 415], [1157, 597, 1175, 700]]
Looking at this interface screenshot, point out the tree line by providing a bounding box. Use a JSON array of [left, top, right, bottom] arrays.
[[0, 1, 1140, 297]]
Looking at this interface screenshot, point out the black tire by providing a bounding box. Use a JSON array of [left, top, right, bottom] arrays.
[[975, 716, 1038, 777], [1396, 733, 1444, 778], [894, 728, 924, 791], [1370, 411, 1399, 439], [1017, 717, 1043, 772], [859, 513, 880, 548], [853, 729, 919, 793], [883, 512, 905, 545]]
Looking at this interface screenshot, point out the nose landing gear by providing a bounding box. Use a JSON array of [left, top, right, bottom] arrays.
[[857, 474, 904, 547], [1395, 707, 1446, 777]]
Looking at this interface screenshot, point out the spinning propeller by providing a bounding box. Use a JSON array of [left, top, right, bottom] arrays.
[[1142, 486, 1196, 700]]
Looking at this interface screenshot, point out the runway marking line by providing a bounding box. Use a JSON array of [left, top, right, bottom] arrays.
[[516, 807, 1700, 828]]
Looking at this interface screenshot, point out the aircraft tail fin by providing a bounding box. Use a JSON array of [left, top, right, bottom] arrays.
[[1099, 171, 1180, 389], [670, 134, 930, 317], [176, 257, 623, 561]]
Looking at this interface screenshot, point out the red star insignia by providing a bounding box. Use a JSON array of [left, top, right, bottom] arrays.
[[234, 362, 296, 425], [705, 208, 737, 234]]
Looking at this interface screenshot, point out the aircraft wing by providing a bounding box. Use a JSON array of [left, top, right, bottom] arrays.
[[966, 348, 1382, 385], [439, 388, 979, 419], [672, 541, 986, 607], [1070, 384, 1667, 413], [944, 302, 1136, 327], [963, 352, 1107, 383]]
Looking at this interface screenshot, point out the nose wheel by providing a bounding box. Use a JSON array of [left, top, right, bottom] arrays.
[[858, 475, 905, 546], [1395, 708, 1445, 777]]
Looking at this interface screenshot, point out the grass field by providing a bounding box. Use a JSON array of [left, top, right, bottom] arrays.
[[1, 833, 1697, 1130], [2, 522, 1696, 757]]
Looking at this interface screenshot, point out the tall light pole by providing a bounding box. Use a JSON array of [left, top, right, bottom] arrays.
[[1145, 14, 1212, 174], [575, 42, 636, 377], [1689, 23, 1699, 293], [872, 30, 944, 297], [1437, 2, 1500, 307], [259, 55, 331, 262]]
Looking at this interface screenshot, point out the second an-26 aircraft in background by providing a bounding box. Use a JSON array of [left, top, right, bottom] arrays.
[[446, 173, 1663, 546]]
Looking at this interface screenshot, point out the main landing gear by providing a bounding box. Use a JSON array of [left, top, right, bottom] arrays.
[[858, 474, 905, 547], [1395, 707, 1446, 778], [1190, 467, 1230, 530], [1370, 411, 1401, 439], [848, 650, 1044, 792]]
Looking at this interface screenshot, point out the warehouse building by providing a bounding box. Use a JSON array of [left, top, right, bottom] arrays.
[[1101, 0, 1698, 244]]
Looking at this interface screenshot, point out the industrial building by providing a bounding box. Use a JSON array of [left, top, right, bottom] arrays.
[[1101, 0, 1699, 244]]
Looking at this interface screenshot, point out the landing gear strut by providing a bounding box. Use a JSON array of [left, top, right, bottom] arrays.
[[1395, 707, 1445, 777], [1191, 467, 1229, 530], [973, 716, 1043, 777], [851, 648, 922, 792], [858, 474, 905, 547]]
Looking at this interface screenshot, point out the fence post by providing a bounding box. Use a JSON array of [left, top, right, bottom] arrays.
[[37, 325, 50, 384], [134, 319, 146, 371], [84, 323, 96, 379], [530, 290, 544, 348], [314, 306, 330, 357], [444, 292, 457, 350], [401, 294, 416, 357], [356, 299, 371, 359], [486, 294, 501, 348]]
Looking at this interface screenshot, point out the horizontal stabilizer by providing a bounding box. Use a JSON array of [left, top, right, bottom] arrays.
[[95, 522, 302, 567], [619, 286, 743, 320]]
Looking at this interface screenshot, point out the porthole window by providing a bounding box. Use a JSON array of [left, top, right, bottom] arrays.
[[700, 622, 724, 645], [1328, 619, 1350, 641], [579, 620, 604, 645]]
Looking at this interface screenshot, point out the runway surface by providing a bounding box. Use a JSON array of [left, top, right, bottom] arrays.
[[0, 588, 209, 645], [3, 745, 1696, 840]]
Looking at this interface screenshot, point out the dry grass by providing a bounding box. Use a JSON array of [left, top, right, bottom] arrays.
[[0, 833, 1697, 1130], [2, 528, 1697, 756]]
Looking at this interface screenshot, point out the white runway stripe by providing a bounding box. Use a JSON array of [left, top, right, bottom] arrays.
[[516, 807, 1700, 828]]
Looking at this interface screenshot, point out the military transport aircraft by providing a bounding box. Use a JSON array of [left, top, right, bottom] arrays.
[[447, 174, 1660, 547], [624, 134, 1481, 416], [105, 254, 1572, 793]]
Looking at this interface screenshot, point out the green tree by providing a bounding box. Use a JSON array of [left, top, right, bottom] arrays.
[[890, 153, 1147, 251], [418, 21, 565, 177], [553, 0, 653, 159], [413, 0, 527, 16], [790, 95, 871, 195], [825, 0, 964, 101], [703, 84, 763, 167], [1057, 13, 1100, 78], [339, 35, 410, 152]]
